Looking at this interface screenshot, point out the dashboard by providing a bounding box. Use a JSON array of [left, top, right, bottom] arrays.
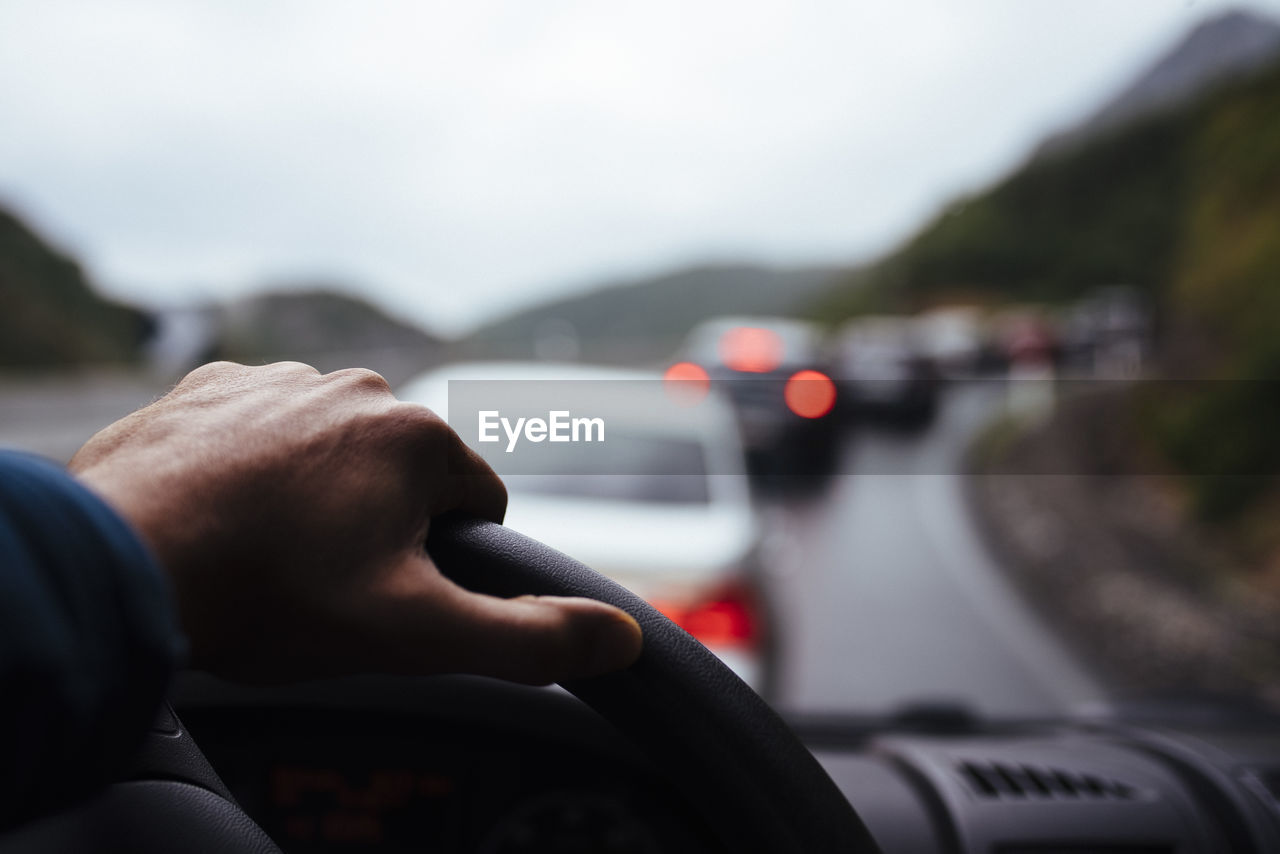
[[178, 685, 714, 853], [171, 675, 1280, 854]]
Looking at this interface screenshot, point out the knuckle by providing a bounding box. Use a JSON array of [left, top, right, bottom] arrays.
[[369, 403, 452, 455], [183, 360, 243, 382], [491, 475, 510, 508], [326, 367, 392, 395], [392, 402, 450, 436], [172, 360, 248, 394], [265, 360, 322, 377]]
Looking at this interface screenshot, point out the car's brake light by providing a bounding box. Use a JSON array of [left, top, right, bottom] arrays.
[[784, 369, 837, 418], [684, 597, 756, 646], [719, 326, 784, 373], [663, 361, 711, 404], [651, 583, 761, 648]]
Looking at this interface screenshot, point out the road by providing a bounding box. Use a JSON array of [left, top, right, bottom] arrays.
[[764, 382, 1107, 719], [0, 372, 167, 463]]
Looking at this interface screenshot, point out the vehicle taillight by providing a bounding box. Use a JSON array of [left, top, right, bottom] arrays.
[[784, 369, 837, 418], [651, 584, 761, 648], [719, 326, 784, 373], [663, 361, 711, 404]]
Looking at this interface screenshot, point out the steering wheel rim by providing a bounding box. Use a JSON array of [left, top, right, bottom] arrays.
[[426, 512, 882, 854]]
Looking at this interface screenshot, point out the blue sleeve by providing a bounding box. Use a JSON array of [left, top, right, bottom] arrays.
[[0, 450, 184, 829]]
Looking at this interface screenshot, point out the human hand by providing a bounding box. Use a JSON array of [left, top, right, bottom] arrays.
[[69, 361, 642, 684]]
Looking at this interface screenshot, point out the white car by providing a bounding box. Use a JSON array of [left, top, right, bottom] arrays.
[[398, 361, 776, 695]]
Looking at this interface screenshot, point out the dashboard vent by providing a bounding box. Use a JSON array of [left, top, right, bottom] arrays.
[[958, 761, 1136, 801]]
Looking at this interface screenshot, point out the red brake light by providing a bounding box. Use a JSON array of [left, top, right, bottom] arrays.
[[683, 598, 756, 646], [784, 369, 837, 418], [663, 361, 710, 404], [719, 326, 784, 373], [651, 584, 760, 648]]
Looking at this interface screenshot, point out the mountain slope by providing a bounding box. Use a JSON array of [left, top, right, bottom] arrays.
[[813, 38, 1280, 526], [462, 264, 846, 365], [1038, 8, 1280, 157], [813, 107, 1190, 316], [814, 45, 1280, 324], [0, 207, 152, 368], [209, 287, 442, 385]]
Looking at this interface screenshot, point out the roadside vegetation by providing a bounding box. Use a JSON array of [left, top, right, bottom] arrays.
[[816, 56, 1280, 581]]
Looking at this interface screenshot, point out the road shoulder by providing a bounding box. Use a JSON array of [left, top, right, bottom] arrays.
[[964, 385, 1280, 707]]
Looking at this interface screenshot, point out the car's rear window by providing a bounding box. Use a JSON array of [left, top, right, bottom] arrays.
[[505, 434, 711, 504]]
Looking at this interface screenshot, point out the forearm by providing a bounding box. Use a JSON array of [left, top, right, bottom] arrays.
[[0, 451, 183, 829]]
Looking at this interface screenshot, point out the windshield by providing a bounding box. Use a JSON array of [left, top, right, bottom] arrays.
[[2, 1, 1278, 722]]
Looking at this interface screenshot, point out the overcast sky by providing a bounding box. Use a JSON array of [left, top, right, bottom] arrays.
[[2, 1, 1278, 335]]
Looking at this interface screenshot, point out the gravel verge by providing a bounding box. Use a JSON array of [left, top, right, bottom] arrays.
[[965, 384, 1280, 707]]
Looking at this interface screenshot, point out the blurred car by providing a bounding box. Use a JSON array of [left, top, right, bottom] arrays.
[[677, 316, 839, 479], [989, 309, 1063, 372], [914, 306, 987, 377], [397, 361, 777, 695], [1061, 287, 1152, 378], [832, 315, 940, 429]]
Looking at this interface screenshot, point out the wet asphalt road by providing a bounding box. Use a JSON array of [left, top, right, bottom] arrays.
[[763, 381, 1106, 719], [0, 373, 165, 463]]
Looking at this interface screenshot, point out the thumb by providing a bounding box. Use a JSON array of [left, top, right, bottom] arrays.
[[449, 593, 645, 685], [372, 564, 644, 685]]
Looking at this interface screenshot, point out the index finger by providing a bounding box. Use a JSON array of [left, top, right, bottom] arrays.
[[388, 401, 507, 525], [445, 428, 508, 524]]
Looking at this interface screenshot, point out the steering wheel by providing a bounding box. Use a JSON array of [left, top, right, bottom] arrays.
[[0, 515, 882, 854], [427, 513, 880, 853]]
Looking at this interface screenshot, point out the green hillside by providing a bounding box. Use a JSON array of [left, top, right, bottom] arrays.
[[0, 207, 151, 368], [213, 287, 439, 362], [816, 56, 1280, 526], [464, 263, 845, 365], [1147, 55, 1280, 524], [813, 91, 1197, 317], [208, 287, 442, 387], [817, 55, 1280, 343]]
